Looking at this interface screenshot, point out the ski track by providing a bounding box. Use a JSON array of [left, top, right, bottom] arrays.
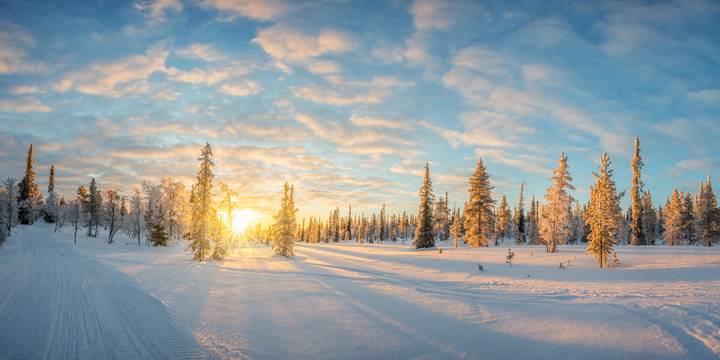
[[0, 226, 208, 360]]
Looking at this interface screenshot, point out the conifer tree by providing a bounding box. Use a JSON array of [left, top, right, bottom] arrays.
[[526, 196, 540, 245], [414, 162, 435, 248], [150, 208, 169, 247], [434, 192, 450, 242], [664, 188, 684, 245], [87, 178, 101, 237], [44, 165, 59, 223], [629, 137, 646, 245], [189, 143, 215, 261], [450, 207, 463, 248], [515, 183, 526, 245], [495, 195, 511, 245], [464, 159, 495, 247], [540, 153, 575, 252], [17, 144, 43, 225], [2, 178, 18, 236], [587, 153, 622, 268], [696, 177, 718, 246], [682, 192, 695, 244], [641, 191, 657, 245], [271, 182, 296, 258]]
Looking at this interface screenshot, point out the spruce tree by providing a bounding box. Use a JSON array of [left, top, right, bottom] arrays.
[[189, 143, 215, 261], [664, 188, 684, 245], [629, 137, 646, 245], [271, 182, 296, 258], [495, 195, 511, 245], [2, 178, 18, 236], [17, 144, 42, 225], [526, 196, 540, 245], [587, 153, 622, 268], [641, 191, 657, 245], [87, 178, 100, 237], [414, 162, 435, 248], [450, 207, 463, 248], [150, 208, 169, 247], [515, 183, 526, 245], [540, 153, 575, 252], [696, 177, 718, 246], [463, 159, 495, 247], [44, 165, 59, 223]]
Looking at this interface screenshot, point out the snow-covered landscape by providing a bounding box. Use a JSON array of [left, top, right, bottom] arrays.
[[2, 224, 718, 359]]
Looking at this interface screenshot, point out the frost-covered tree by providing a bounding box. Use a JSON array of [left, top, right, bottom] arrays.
[[540, 153, 575, 253], [1, 178, 18, 236], [641, 191, 657, 245], [495, 195, 511, 245], [571, 201, 585, 244], [695, 177, 718, 246], [143, 183, 163, 246], [128, 187, 144, 245], [150, 207, 169, 247], [17, 145, 43, 225], [464, 159, 495, 247], [587, 153, 622, 268], [161, 177, 189, 243], [414, 163, 435, 249], [450, 207, 463, 248], [629, 137, 646, 245], [104, 190, 122, 244], [87, 178, 101, 237], [664, 188, 684, 246], [271, 182, 296, 258], [434, 192, 450, 242], [189, 143, 215, 261], [526, 196, 540, 245], [515, 183, 526, 245], [44, 165, 59, 223]]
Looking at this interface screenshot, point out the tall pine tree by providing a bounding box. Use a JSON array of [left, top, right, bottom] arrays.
[[414, 163, 435, 248], [630, 137, 646, 245], [540, 153, 575, 252], [189, 143, 215, 261], [515, 182, 526, 245], [17, 144, 42, 225], [587, 153, 622, 268], [464, 159, 495, 247], [271, 182, 296, 258]]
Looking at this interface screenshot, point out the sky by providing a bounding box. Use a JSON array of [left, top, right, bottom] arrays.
[[0, 0, 719, 222]]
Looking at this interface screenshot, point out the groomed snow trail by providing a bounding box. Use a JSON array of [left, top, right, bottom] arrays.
[[0, 226, 207, 360]]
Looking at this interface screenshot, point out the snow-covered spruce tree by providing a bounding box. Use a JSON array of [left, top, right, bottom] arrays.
[[379, 203, 387, 242], [1, 178, 18, 236], [587, 153, 622, 268], [346, 205, 353, 241], [526, 197, 540, 245], [695, 177, 718, 246], [540, 153, 575, 253], [450, 207, 463, 248], [17, 144, 43, 225], [434, 192, 450, 242], [664, 188, 684, 246], [495, 195, 511, 245], [629, 137, 646, 245], [515, 183, 526, 245], [87, 178, 101, 237], [104, 189, 122, 244], [414, 162, 435, 249], [150, 207, 169, 247], [682, 192, 695, 245], [464, 159, 496, 247], [189, 143, 215, 261], [44, 165, 59, 223], [271, 182, 296, 258], [640, 192, 657, 245]]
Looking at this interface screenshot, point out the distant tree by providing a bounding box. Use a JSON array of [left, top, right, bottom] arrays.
[[414, 162, 435, 249], [149, 207, 169, 247], [104, 189, 122, 244], [44, 165, 59, 223], [682, 192, 696, 245], [68, 196, 82, 244], [629, 137, 646, 245], [571, 201, 585, 244], [271, 182, 296, 258], [695, 177, 718, 246], [515, 183, 526, 245], [641, 191, 657, 245], [664, 188, 684, 246], [189, 143, 215, 261], [495, 195, 511, 245], [1, 178, 18, 236], [587, 153, 622, 268], [17, 145, 43, 225], [450, 207, 463, 248], [540, 153, 575, 252], [526, 196, 540, 245], [129, 187, 144, 245], [464, 159, 495, 247], [87, 178, 101, 237]]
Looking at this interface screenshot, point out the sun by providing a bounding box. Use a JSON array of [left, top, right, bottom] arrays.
[[230, 209, 260, 235]]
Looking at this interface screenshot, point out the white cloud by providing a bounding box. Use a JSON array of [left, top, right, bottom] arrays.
[[198, 0, 290, 21], [253, 24, 355, 63], [176, 43, 227, 62], [219, 80, 261, 96], [0, 24, 46, 74], [9, 85, 42, 94], [350, 116, 411, 130], [0, 98, 52, 113], [135, 0, 182, 21]]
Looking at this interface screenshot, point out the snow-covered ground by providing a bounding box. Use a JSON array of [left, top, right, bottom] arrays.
[[1, 225, 719, 359]]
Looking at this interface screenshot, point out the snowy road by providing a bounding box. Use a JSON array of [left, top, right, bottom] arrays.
[[0, 226, 206, 360]]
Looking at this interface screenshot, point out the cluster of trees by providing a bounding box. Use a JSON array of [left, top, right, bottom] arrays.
[[410, 137, 719, 268], [2, 136, 718, 268], [0, 144, 298, 260]]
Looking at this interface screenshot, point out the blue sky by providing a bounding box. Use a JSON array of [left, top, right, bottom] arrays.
[[0, 0, 719, 220]]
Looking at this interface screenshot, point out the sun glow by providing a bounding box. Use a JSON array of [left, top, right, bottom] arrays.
[[230, 209, 260, 235]]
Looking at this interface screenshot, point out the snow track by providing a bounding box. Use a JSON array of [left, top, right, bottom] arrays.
[[0, 226, 207, 360]]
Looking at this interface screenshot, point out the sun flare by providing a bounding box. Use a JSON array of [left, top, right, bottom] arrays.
[[230, 209, 260, 235]]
